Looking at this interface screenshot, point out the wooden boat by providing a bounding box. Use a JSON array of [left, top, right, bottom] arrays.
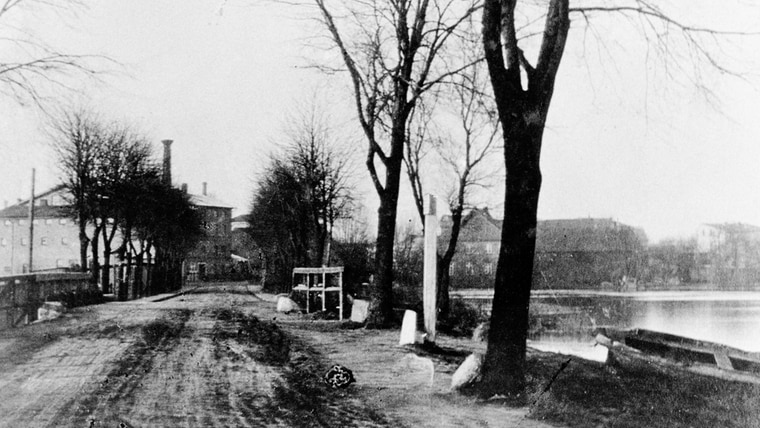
[[594, 327, 760, 384]]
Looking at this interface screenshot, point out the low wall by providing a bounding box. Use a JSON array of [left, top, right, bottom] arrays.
[[0, 272, 94, 329]]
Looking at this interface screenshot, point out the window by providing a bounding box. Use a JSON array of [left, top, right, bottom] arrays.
[[61, 237, 70, 245], [485, 243, 494, 254], [56, 259, 66, 268], [3, 220, 10, 226], [40, 237, 48, 246], [466, 262, 474, 275], [0, 238, 6, 246], [32, 219, 39, 225], [20, 238, 27, 246], [18, 219, 26, 225], [3, 266, 10, 273], [45, 219, 53, 225], [59, 219, 68, 225]]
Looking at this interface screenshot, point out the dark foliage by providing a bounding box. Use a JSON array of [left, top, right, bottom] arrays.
[[437, 298, 483, 338], [45, 289, 104, 308]]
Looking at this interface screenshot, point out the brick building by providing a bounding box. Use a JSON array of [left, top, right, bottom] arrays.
[[182, 184, 234, 281]]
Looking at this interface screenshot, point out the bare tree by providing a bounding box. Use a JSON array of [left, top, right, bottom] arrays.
[[285, 104, 354, 266], [313, 0, 480, 326], [479, 0, 747, 395], [50, 108, 104, 280], [250, 104, 354, 292], [404, 63, 501, 322], [0, 0, 109, 110]]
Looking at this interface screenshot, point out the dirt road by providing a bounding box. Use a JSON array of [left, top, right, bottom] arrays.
[[0, 283, 393, 427], [0, 282, 555, 428]]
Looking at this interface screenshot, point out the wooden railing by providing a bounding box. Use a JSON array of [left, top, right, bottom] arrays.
[[0, 272, 94, 329]]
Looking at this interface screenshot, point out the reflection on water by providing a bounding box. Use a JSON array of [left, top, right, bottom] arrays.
[[529, 291, 760, 361]]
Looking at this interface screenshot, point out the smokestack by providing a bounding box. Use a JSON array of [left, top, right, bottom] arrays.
[[181, 183, 188, 193], [162, 139, 173, 186], [202, 182, 207, 196]]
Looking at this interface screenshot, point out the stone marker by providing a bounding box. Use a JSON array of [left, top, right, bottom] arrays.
[[37, 301, 65, 322], [451, 352, 484, 390], [391, 353, 435, 387], [472, 321, 489, 342], [276, 295, 301, 313], [399, 310, 425, 345], [350, 299, 370, 323]]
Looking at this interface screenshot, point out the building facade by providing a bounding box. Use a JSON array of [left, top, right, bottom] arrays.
[[0, 186, 81, 275], [182, 187, 234, 281], [695, 223, 760, 288]]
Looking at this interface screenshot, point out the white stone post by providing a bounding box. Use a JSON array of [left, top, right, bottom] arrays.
[[423, 194, 438, 343]]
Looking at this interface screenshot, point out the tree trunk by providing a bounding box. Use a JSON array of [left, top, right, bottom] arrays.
[[366, 151, 403, 327], [78, 216, 89, 272], [90, 225, 101, 288], [481, 125, 543, 395], [134, 251, 144, 298], [437, 200, 465, 321]]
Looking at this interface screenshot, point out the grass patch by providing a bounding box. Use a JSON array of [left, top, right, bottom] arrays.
[[524, 352, 760, 428], [141, 316, 186, 347]]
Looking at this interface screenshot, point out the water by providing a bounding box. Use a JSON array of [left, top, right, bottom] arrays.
[[529, 291, 760, 361]]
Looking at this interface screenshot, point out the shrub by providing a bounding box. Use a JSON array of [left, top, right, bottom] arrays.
[[438, 298, 483, 338]]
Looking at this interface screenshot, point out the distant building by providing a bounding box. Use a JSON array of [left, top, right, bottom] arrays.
[[0, 186, 80, 275], [1, 140, 235, 286], [534, 218, 645, 289], [695, 223, 760, 287], [439, 208, 647, 289], [182, 184, 234, 281]]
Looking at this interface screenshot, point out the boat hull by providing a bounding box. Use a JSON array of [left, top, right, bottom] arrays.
[[595, 328, 760, 385]]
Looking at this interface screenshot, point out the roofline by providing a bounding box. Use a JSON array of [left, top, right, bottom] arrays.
[[4, 184, 67, 209]]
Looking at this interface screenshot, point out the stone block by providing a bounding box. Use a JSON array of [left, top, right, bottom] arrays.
[[37, 301, 65, 322], [472, 321, 489, 342], [399, 310, 424, 345], [391, 353, 435, 388], [451, 352, 484, 390], [276, 296, 301, 313], [350, 299, 370, 323]]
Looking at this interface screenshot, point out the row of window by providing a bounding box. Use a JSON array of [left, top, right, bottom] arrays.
[[463, 242, 497, 254], [451, 261, 495, 275], [0, 237, 71, 246], [3, 218, 69, 226]]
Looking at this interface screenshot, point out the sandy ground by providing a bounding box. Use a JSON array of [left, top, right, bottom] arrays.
[[0, 282, 556, 427]]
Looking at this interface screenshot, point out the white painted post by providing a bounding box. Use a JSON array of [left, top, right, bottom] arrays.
[[423, 194, 438, 343]]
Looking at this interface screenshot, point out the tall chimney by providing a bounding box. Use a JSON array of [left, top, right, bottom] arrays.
[[202, 182, 207, 196], [181, 183, 188, 193], [162, 139, 173, 186]]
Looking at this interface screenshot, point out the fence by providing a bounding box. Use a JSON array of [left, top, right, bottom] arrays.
[[0, 272, 93, 330]]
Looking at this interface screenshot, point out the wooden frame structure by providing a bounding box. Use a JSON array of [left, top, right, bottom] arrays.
[[292, 266, 344, 320]]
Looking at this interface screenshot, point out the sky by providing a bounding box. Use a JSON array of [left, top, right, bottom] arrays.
[[1, 1, 760, 244]]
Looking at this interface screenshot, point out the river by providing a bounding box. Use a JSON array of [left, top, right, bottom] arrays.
[[527, 291, 760, 362]]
